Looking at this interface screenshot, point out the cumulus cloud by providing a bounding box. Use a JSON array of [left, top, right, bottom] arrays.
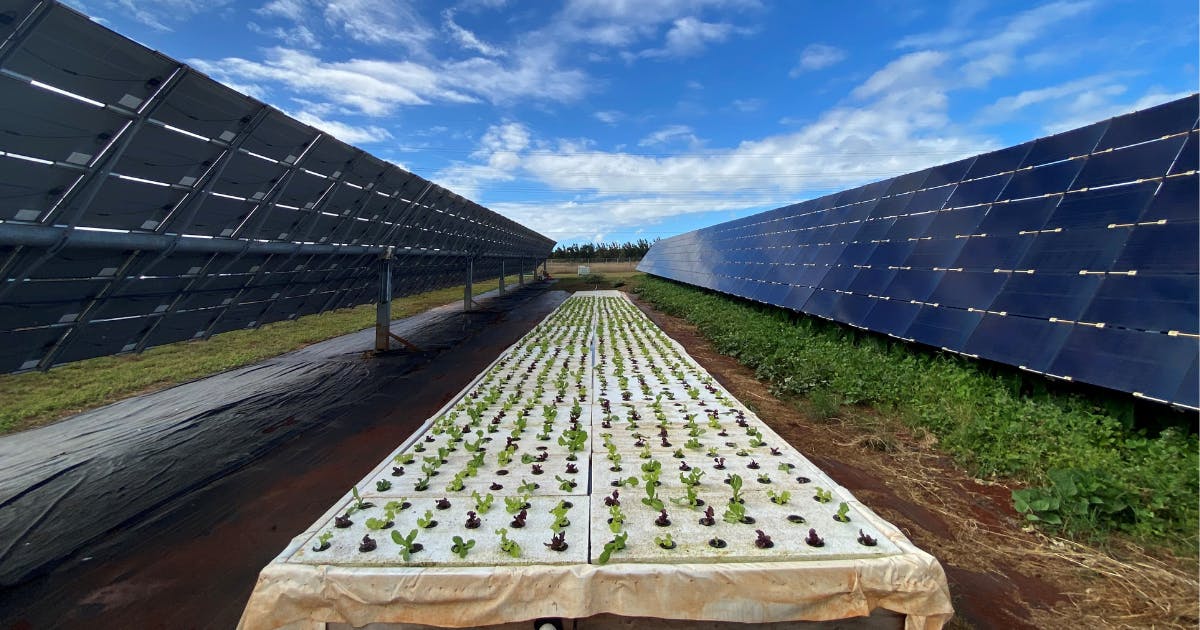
[[639, 17, 737, 59], [435, 78, 993, 242]]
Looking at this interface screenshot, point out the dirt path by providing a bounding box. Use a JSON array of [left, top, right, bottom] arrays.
[[626, 290, 1198, 630]]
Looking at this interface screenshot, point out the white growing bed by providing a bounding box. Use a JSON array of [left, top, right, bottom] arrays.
[[240, 292, 952, 630]]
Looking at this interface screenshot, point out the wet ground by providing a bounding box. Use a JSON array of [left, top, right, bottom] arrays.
[[0, 283, 568, 629]]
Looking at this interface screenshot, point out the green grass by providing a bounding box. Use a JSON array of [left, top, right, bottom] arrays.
[[0, 275, 524, 436], [635, 276, 1199, 544], [550, 271, 644, 293]]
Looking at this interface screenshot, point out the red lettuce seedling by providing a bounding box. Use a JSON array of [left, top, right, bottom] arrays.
[[713, 457, 726, 470], [604, 490, 620, 507], [655, 509, 671, 527], [358, 535, 377, 552], [465, 511, 481, 529], [747, 460, 760, 470], [699, 506, 716, 526], [566, 463, 579, 474], [435, 498, 452, 510], [545, 532, 569, 551], [334, 514, 353, 528], [805, 528, 824, 547], [857, 530, 878, 547], [392, 466, 405, 477], [489, 482, 503, 491], [679, 461, 691, 471], [531, 464, 544, 475], [754, 530, 774, 549], [511, 509, 528, 528]]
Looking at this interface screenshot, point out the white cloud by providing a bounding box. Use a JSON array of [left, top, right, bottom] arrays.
[[322, 0, 433, 50], [958, 1, 1094, 86], [640, 17, 737, 59], [637, 124, 700, 147], [896, 0, 985, 49], [85, 0, 233, 31], [247, 21, 321, 49], [257, 0, 306, 21], [977, 73, 1129, 123], [1046, 89, 1194, 133], [190, 43, 588, 116], [731, 98, 763, 112], [436, 76, 994, 243], [594, 110, 623, 124], [852, 51, 948, 99], [443, 9, 507, 57], [291, 110, 394, 144], [789, 43, 846, 76]]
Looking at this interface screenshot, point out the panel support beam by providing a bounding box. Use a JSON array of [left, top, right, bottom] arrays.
[[375, 246, 394, 352], [463, 257, 474, 312]]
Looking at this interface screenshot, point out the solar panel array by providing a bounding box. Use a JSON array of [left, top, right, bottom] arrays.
[[640, 96, 1199, 409], [0, 0, 553, 373]]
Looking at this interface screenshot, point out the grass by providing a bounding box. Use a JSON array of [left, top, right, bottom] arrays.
[[635, 275, 1199, 545], [549, 270, 644, 293], [0, 274, 525, 436]]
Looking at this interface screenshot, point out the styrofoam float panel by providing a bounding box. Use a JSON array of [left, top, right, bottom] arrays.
[[241, 291, 952, 629]]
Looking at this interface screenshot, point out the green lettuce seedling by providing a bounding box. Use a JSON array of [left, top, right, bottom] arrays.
[[391, 529, 420, 561], [768, 489, 791, 505], [496, 528, 522, 558], [597, 532, 628, 564], [451, 536, 476, 558], [472, 491, 494, 514]]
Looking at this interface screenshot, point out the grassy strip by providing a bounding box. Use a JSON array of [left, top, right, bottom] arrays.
[[0, 275, 523, 436], [635, 276, 1198, 543]]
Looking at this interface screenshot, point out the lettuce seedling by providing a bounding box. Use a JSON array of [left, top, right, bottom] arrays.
[[451, 536, 476, 559], [597, 532, 628, 564], [728, 474, 744, 504], [391, 529, 422, 561], [496, 528, 522, 558], [312, 531, 332, 552], [607, 504, 626, 533], [723, 501, 747, 525], [472, 491, 494, 514], [416, 510, 436, 528], [834, 502, 851, 523], [768, 489, 791, 505]]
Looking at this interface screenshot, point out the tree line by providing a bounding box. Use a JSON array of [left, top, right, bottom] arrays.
[[549, 239, 656, 261]]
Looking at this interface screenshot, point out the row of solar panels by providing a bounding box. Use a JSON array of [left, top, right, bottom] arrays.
[[640, 96, 1199, 408], [0, 1, 553, 372]]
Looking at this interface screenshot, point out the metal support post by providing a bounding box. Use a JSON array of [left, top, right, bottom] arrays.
[[464, 258, 474, 311], [499, 259, 506, 295], [518, 259, 525, 285], [375, 246, 394, 352]]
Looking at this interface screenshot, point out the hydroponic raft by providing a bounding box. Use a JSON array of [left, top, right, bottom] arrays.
[[239, 291, 953, 629]]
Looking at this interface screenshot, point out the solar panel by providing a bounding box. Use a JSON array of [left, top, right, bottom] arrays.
[[0, 2, 554, 373], [640, 94, 1199, 407]]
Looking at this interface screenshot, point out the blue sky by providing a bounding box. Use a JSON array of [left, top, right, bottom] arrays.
[[67, 0, 1197, 247]]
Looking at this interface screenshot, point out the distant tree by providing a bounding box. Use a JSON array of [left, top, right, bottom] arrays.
[[549, 238, 657, 260]]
